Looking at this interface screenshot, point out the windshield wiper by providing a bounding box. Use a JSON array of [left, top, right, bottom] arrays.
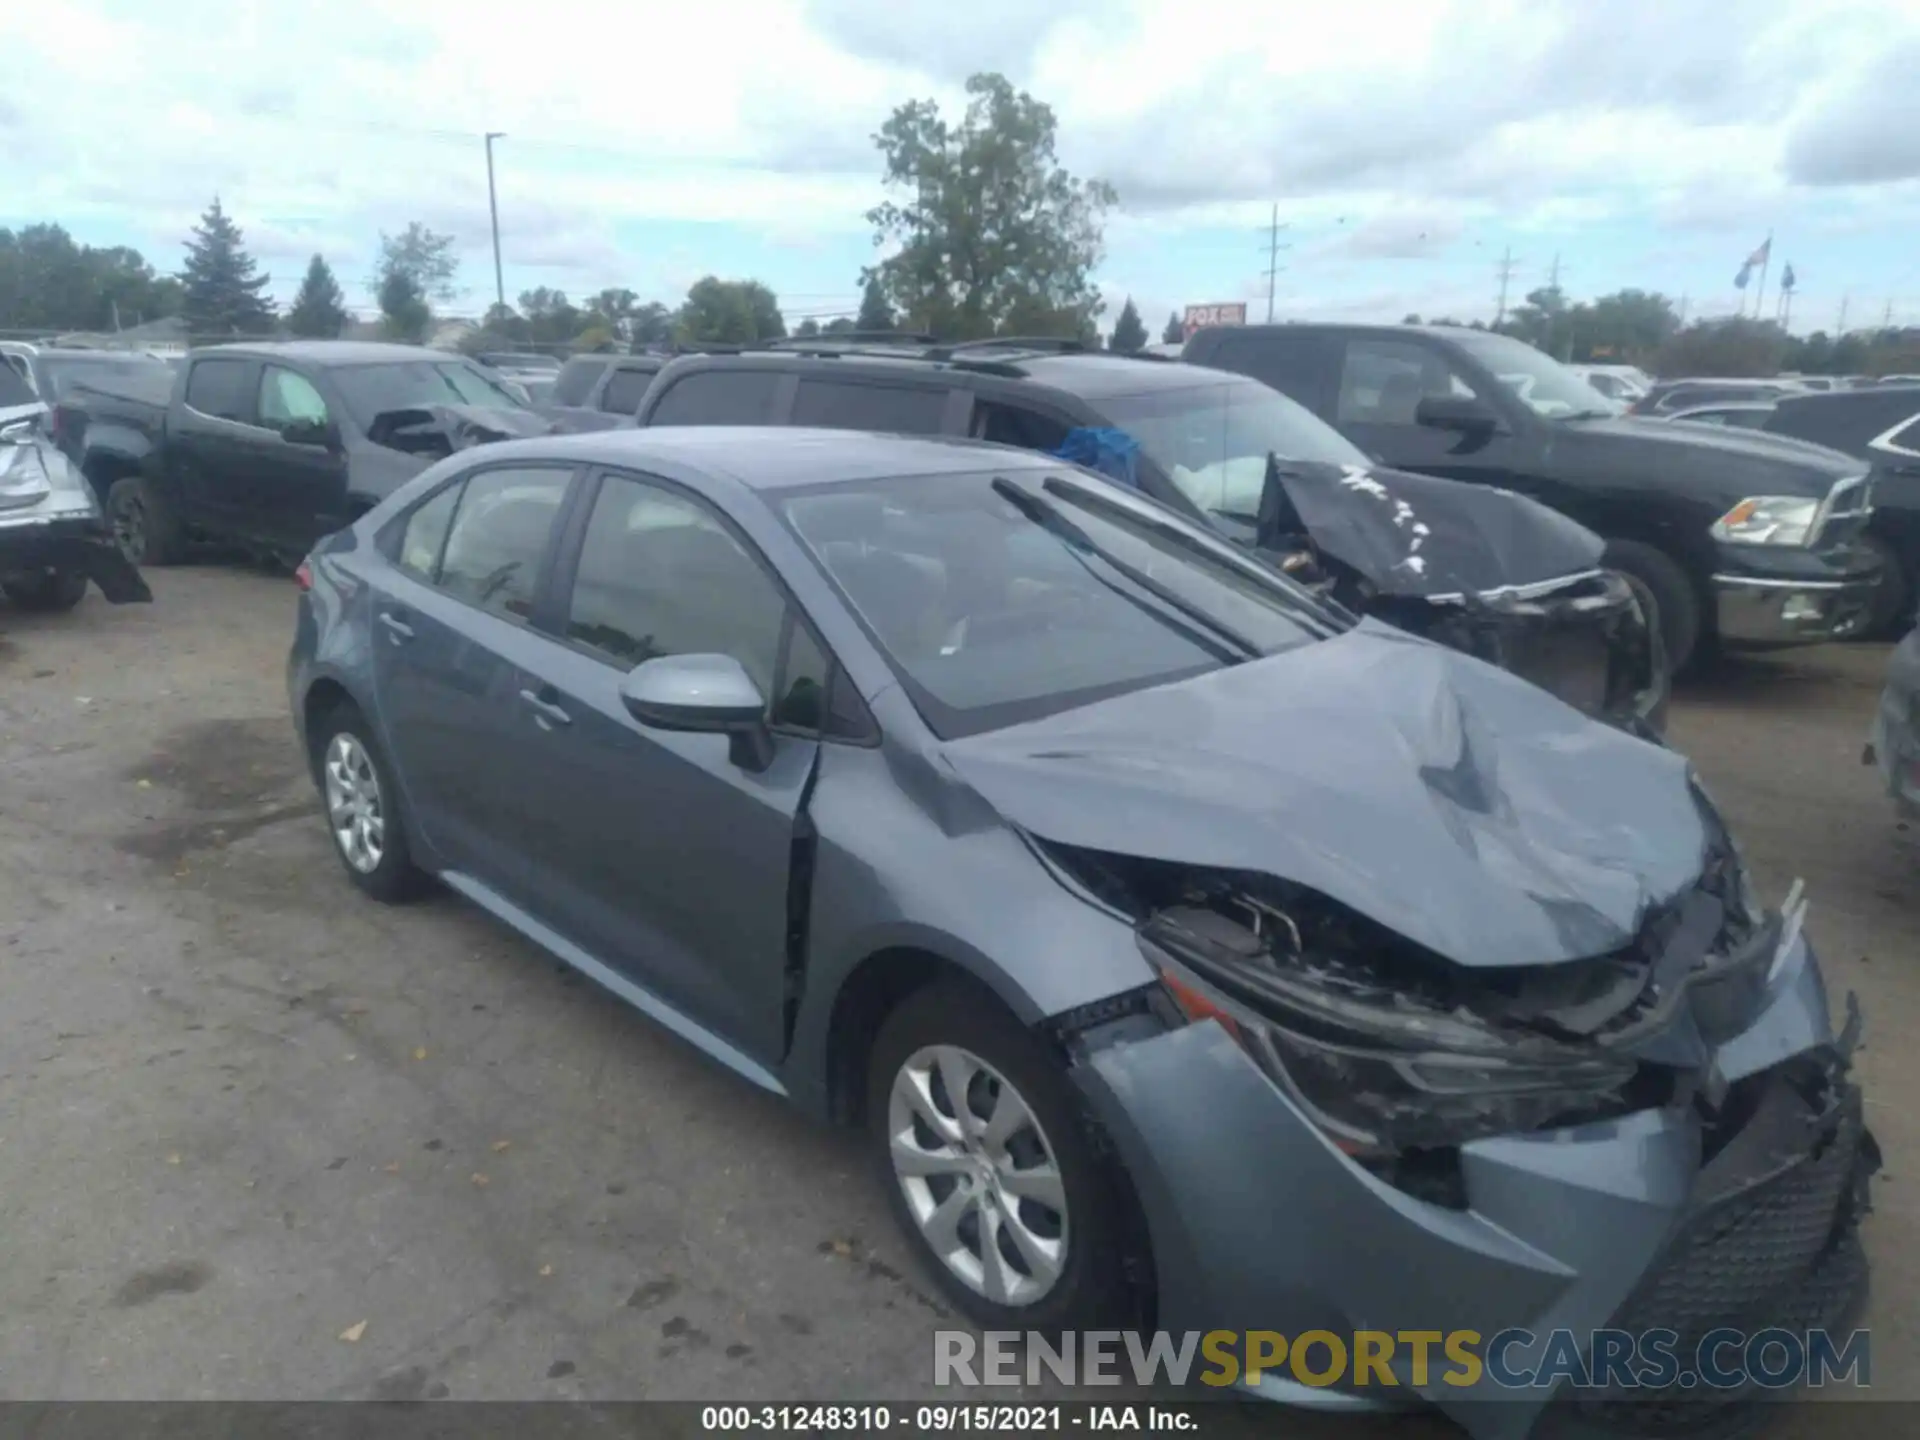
[[1041, 472, 1342, 638], [989, 477, 1261, 662]]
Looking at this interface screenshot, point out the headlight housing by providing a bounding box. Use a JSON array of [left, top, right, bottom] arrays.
[[1710, 495, 1818, 546]]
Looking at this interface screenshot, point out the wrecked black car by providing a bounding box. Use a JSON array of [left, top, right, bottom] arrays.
[[49, 341, 557, 568], [629, 343, 1666, 734], [0, 363, 150, 612]]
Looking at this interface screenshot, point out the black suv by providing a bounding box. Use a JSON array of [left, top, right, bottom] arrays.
[[630, 337, 1665, 730], [1184, 323, 1878, 672]]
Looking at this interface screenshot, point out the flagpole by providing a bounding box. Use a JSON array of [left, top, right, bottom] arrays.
[[1755, 231, 1772, 325]]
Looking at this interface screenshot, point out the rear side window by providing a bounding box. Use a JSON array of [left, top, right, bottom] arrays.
[[396, 482, 463, 581], [791, 378, 948, 434], [550, 357, 614, 407], [435, 466, 572, 621], [185, 359, 255, 422], [1201, 332, 1333, 410], [599, 366, 657, 415], [647, 370, 781, 425]]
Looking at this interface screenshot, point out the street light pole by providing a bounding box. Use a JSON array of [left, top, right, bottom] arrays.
[[484, 132, 506, 310]]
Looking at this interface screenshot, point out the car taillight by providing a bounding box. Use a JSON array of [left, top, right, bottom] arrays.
[[294, 561, 313, 591]]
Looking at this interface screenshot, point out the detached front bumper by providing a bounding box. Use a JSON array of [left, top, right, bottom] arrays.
[[1712, 542, 1879, 648], [0, 513, 151, 604], [1071, 924, 1872, 1440]]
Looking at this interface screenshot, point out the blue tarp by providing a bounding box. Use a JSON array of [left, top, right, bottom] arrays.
[[1051, 426, 1141, 488]]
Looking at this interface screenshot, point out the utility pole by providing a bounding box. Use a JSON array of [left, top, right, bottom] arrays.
[[1260, 205, 1290, 323], [1548, 253, 1562, 291], [1837, 295, 1849, 335], [1677, 294, 1690, 327], [1494, 246, 1517, 326], [484, 132, 507, 311], [1885, 298, 1896, 329]]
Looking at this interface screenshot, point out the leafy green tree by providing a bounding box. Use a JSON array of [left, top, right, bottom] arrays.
[[371, 223, 457, 342], [1402, 313, 1422, 324], [1110, 297, 1147, 352], [855, 276, 895, 332], [1654, 318, 1787, 378], [675, 277, 785, 344], [517, 287, 584, 348], [584, 287, 639, 341], [824, 317, 856, 335], [628, 301, 674, 349], [286, 254, 349, 338], [376, 269, 429, 343], [1161, 312, 1183, 345], [864, 72, 1116, 340], [178, 198, 276, 339], [794, 318, 821, 338]]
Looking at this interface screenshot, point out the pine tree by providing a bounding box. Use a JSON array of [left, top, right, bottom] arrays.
[[178, 198, 276, 339], [1161, 311, 1184, 345], [286, 254, 349, 338], [1110, 296, 1147, 352], [856, 275, 895, 332]]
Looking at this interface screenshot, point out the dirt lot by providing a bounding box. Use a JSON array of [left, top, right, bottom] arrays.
[[0, 568, 1913, 1423]]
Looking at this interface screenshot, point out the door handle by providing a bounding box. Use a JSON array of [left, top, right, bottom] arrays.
[[377, 611, 414, 643], [519, 688, 572, 729]]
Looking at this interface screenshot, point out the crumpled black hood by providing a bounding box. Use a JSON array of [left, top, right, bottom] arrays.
[[1260, 458, 1604, 598], [943, 620, 1707, 969], [366, 403, 559, 457]]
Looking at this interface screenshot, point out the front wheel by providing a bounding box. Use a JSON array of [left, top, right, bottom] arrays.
[[2, 569, 89, 612], [1603, 539, 1702, 676], [867, 981, 1144, 1331]]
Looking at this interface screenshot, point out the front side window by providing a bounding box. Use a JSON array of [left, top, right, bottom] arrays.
[[1336, 339, 1482, 426], [184, 358, 255, 422], [435, 466, 571, 621], [781, 467, 1334, 738], [258, 366, 330, 431], [647, 370, 782, 426], [1444, 331, 1616, 419], [565, 473, 787, 697], [1097, 378, 1369, 523]]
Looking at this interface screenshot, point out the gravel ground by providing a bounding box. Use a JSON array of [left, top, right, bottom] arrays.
[[0, 568, 1911, 1432]]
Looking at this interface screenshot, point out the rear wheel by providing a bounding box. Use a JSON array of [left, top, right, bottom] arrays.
[[867, 981, 1142, 1331], [312, 704, 425, 903], [105, 475, 185, 566], [2, 569, 88, 612], [1604, 539, 1702, 676]]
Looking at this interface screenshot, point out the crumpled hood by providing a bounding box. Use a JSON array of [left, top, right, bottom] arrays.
[[1261, 457, 1604, 598], [943, 620, 1707, 968]]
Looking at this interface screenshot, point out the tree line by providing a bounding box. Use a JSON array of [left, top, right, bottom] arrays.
[[5, 68, 1914, 376]]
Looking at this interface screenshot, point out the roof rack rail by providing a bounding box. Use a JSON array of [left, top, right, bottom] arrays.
[[927, 336, 1088, 359], [764, 330, 939, 348]]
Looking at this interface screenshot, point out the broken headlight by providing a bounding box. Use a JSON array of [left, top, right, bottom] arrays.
[[1144, 910, 1637, 1158]]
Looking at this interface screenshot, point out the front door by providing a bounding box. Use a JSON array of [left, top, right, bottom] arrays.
[[1328, 336, 1532, 498], [501, 468, 821, 1061], [254, 363, 350, 550]]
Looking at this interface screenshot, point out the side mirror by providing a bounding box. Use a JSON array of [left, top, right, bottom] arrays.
[[283, 416, 336, 449], [619, 653, 773, 771], [1415, 394, 1499, 437]]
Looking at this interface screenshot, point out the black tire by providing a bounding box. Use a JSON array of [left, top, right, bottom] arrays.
[[310, 703, 426, 903], [1855, 533, 1914, 641], [1604, 539, 1702, 676], [2, 569, 89, 612], [105, 474, 185, 566], [866, 980, 1144, 1332]]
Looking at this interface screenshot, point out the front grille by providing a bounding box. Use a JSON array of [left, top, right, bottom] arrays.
[[1573, 1079, 1875, 1435]]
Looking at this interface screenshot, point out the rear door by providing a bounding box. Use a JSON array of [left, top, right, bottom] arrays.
[[173, 355, 267, 531], [367, 462, 580, 889], [501, 467, 828, 1060], [253, 363, 351, 549]]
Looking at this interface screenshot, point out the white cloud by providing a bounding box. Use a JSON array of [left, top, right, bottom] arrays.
[[2, 0, 1917, 318]]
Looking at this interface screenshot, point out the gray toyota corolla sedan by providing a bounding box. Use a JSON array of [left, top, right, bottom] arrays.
[[289, 428, 1873, 1437]]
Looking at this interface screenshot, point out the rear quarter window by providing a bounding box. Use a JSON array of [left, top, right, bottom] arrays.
[[599, 365, 658, 415], [646, 369, 783, 425], [184, 358, 255, 423], [790, 377, 950, 434]]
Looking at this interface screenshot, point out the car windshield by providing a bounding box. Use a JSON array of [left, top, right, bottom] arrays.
[[781, 467, 1336, 738], [332, 361, 528, 427], [1095, 378, 1369, 522], [1448, 332, 1617, 419]]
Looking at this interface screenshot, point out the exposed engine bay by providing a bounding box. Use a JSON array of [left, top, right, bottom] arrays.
[[1046, 810, 1770, 1176], [365, 402, 560, 460]]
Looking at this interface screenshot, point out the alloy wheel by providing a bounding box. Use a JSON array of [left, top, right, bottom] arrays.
[[887, 1044, 1069, 1306], [323, 732, 386, 874], [111, 491, 146, 565]]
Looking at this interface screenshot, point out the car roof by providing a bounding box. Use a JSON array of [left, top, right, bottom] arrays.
[[196, 341, 459, 367], [661, 344, 1251, 401], [488, 426, 1058, 492]]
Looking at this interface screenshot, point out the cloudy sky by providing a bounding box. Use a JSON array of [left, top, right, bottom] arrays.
[[5, 0, 1920, 335]]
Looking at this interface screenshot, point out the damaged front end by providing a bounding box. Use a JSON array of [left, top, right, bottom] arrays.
[[1256, 458, 1667, 737], [0, 396, 151, 607], [364, 402, 561, 461], [1040, 819, 1874, 1435]]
